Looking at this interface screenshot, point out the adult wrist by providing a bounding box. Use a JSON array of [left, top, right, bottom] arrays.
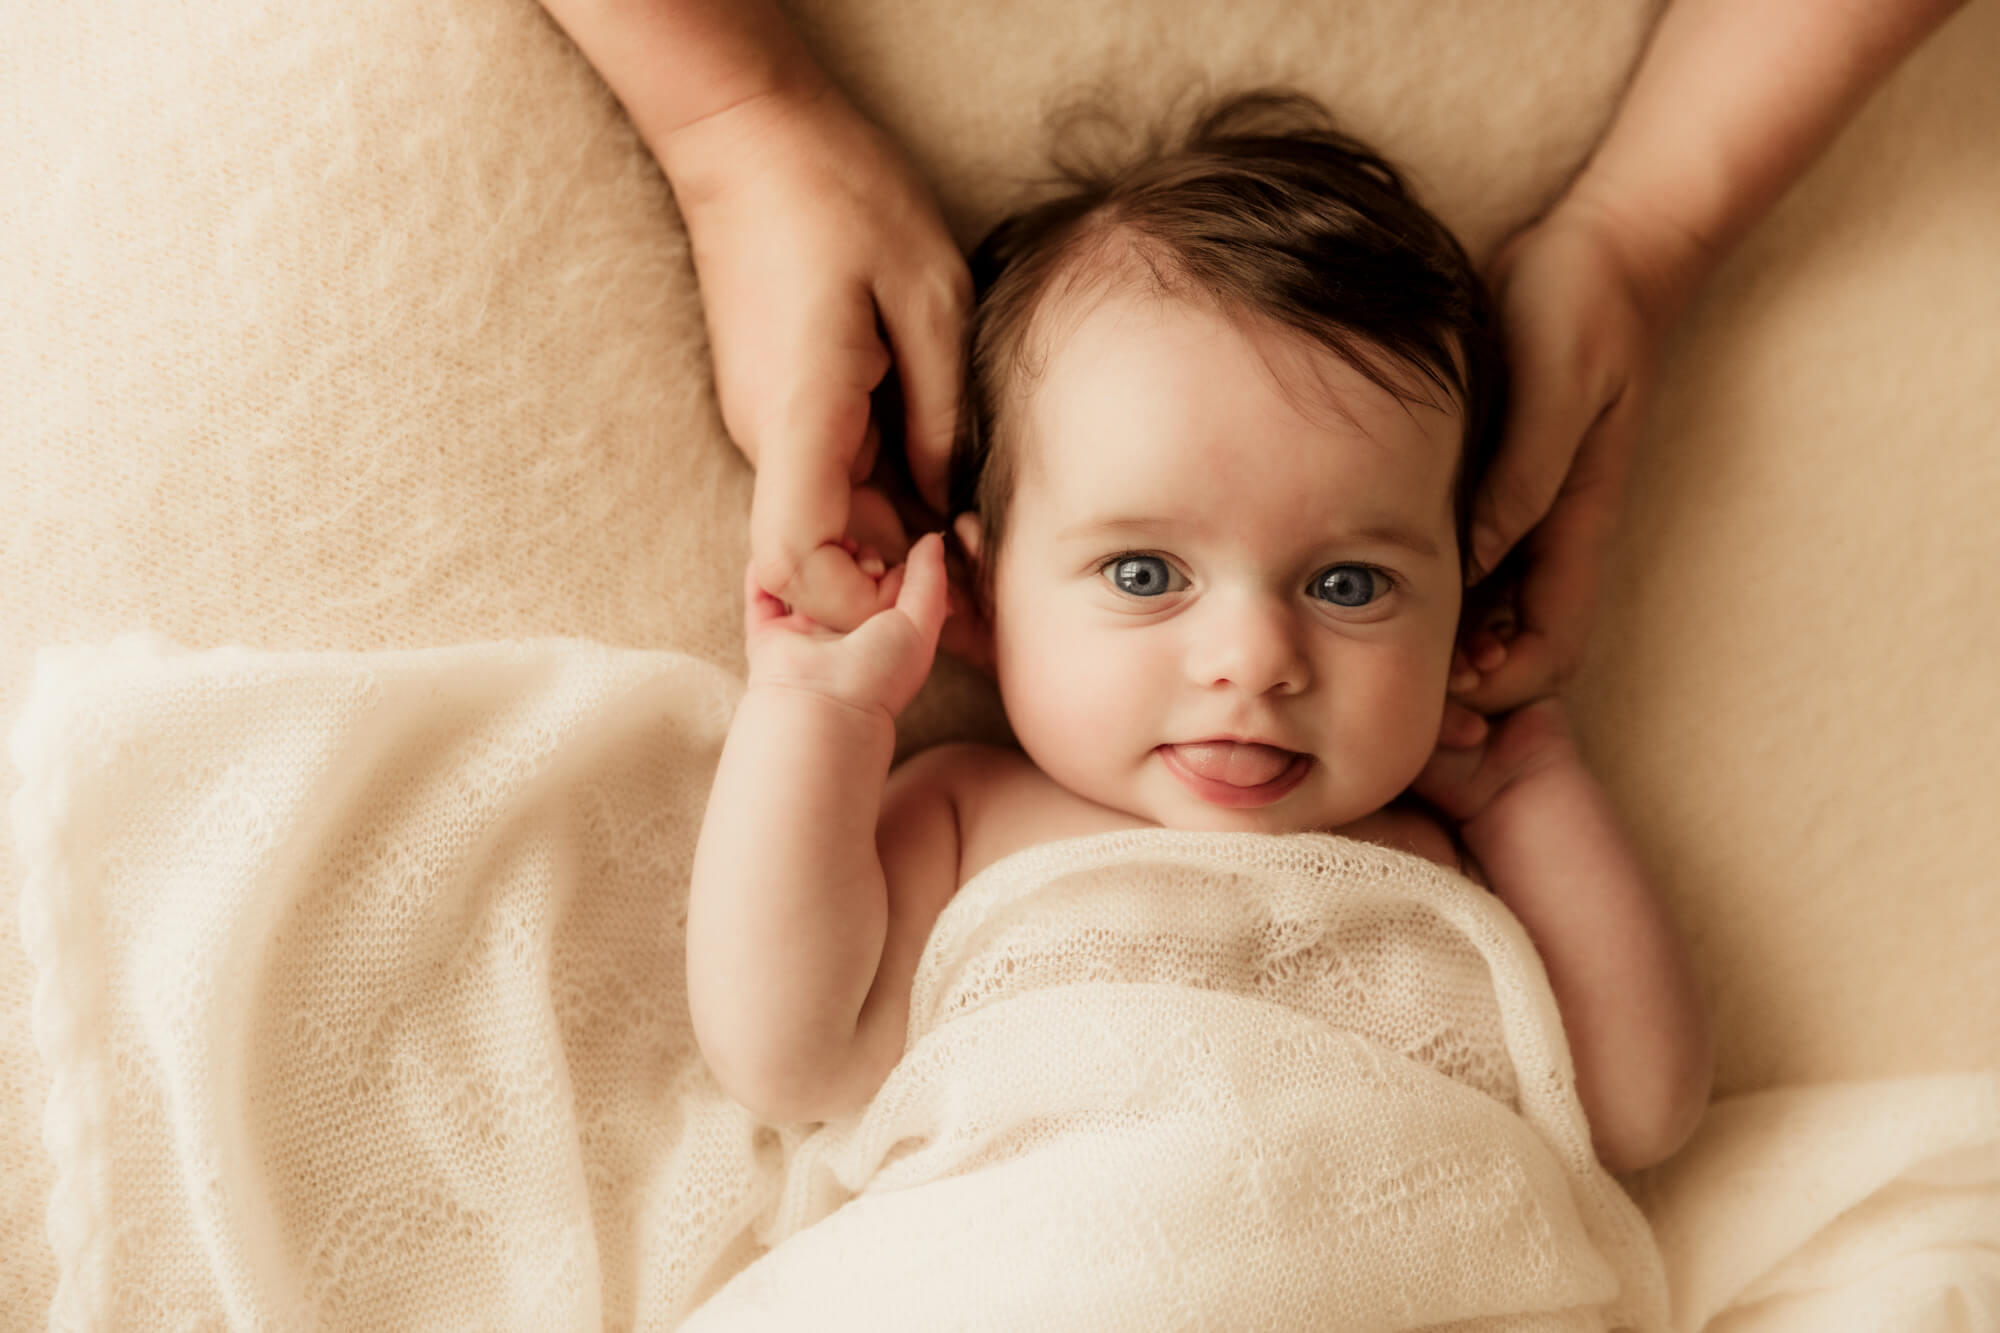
[[655, 48, 833, 204], [1550, 174, 1717, 333], [550, 0, 833, 199]]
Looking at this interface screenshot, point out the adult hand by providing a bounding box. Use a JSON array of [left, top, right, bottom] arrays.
[[663, 80, 970, 632], [1449, 194, 1685, 714]]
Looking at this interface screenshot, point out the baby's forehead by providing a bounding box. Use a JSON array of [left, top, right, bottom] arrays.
[[1004, 285, 1464, 544], [1018, 280, 1464, 473], [1011, 236, 1463, 426]]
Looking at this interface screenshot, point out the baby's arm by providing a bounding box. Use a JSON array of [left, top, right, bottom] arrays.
[[688, 535, 952, 1123], [1415, 700, 1712, 1174]]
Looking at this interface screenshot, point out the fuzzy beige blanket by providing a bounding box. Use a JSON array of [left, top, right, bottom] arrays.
[[6, 0, 1999, 1325]]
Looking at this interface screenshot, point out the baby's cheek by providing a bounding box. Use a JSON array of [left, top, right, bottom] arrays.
[[1000, 628, 1148, 782], [1331, 640, 1449, 785], [1384, 655, 1452, 780]]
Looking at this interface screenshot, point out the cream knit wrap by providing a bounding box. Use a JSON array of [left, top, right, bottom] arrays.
[[14, 636, 1668, 1330]]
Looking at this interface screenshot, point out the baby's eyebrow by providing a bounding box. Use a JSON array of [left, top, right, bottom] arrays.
[[1057, 515, 1175, 541], [1060, 514, 1439, 559]]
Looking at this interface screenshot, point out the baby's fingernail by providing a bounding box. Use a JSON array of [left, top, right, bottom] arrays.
[[1450, 667, 1479, 692], [858, 549, 886, 578], [1472, 638, 1506, 672]]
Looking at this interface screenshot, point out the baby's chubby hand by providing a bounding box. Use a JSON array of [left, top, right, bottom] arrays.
[[1412, 697, 1578, 826], [742, 530, 951, 723]]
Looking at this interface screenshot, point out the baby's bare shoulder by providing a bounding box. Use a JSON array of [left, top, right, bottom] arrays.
[[887, 741, 1056, 822], [892, 742, 1150, 887], [889, 739, 1031, 787], [880, 742, 1032, 888], [1340, 800, 1470, 879]]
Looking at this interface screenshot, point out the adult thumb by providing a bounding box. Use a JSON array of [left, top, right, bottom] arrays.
[[1466, 366, 1592, 582]]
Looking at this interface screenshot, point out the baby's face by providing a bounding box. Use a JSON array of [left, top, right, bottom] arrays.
[[982, 287, 1464, 833]]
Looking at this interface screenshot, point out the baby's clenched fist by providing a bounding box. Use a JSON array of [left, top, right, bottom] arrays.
[[742, 531, 951, 724]]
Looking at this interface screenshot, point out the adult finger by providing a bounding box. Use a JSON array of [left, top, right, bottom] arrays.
[[749, 417, 880, 632], [880, 265, 972, 513], [893, 531, 951, 648], [741, 559, 791, 638], [1467, 340, 1600, 582], [845, 483, 912, 569], [847, 419, 883, 486], [1454, 413, 1632, 712], [1452, 520, 1600, 712]]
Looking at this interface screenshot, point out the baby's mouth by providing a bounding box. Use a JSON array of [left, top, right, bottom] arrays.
[[1164, 741, 1299, 788]]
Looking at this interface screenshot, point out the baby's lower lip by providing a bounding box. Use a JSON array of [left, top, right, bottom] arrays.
[[1156, 744, 1312, 809]]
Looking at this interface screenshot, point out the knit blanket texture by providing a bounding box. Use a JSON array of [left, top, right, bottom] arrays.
[[13, 635, 1671, 1331]]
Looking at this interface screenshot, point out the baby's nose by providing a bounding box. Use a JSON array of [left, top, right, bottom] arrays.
[[1186, 594, 1310, 696]]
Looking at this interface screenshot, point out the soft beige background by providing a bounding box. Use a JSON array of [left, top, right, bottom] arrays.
[[2, 0, 1994, 1320]]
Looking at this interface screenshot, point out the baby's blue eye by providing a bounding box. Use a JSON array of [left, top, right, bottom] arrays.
[[1107, 555, 1181, 597], [1312, 564, 1385, 607]]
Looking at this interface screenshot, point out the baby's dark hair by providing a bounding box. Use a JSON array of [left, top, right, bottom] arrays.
[[948, 89, 1505, 579]]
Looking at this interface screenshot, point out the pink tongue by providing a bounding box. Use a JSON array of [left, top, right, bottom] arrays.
[[1171, 742, 1295, 787]]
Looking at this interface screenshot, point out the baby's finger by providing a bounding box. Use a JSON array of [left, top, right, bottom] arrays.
[[1451, 630, 1559, 715], [873, 558, 910, 611], [1469, 631, 1508, 673], [893, 532, 950, 646], [1449, 648, 1478, 694], [1437, 699, 1489, 750]]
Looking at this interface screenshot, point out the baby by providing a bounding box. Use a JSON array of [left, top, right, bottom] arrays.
[[689, 91, 1711, 1174]]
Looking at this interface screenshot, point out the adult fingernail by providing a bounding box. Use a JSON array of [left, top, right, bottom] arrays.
[[1470, 524, 1500, 576]]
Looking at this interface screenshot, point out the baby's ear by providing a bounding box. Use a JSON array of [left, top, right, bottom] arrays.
[[940, 513, 995, 676], [951, 512, 985, 570]]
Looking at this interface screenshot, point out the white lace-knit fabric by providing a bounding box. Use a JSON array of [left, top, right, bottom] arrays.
[[12, 634, 1672, 1330], [694, 832, 1670, 1332]]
